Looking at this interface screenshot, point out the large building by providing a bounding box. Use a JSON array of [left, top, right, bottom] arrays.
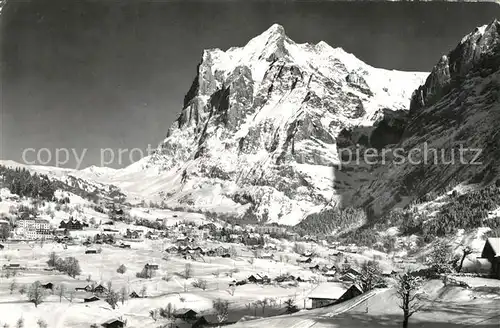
[[16, 218, 52, 240]]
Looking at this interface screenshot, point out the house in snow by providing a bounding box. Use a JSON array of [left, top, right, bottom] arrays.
[[480, 238, 500, 279], [101, 318, 125, 328], [174, 308, 198, 321], [308, 283, 363, 308], [129, 291, 141, 299], [248, 274, 269, 284], [84, 296, 100, 303]]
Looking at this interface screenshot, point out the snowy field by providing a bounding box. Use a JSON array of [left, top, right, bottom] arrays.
[[0, 241, 325, 328]]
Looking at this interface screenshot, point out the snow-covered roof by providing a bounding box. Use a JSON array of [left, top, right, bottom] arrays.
[[486, 238, 500, 256], [308, 282, 347, 300]]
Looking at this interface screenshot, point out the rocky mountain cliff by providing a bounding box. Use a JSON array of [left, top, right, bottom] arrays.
[[116, 24, 427, 225], [355, 20, 500, 217]]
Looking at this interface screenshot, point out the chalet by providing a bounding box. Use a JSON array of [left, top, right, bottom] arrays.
[[0, 244, 4, 250], [103, 228, 119, 233], [248, 274, 263, 283], [85, 249, 98, 254], [308, 283, 363, 309], [323, 270, 337, 278], [75, 285, 93, 292], [192, 313, 240, 328], [248, 274, 270, 284], [193, 246, 205, 254], [215, 246, 228, 255], [41, 282, 53, 290], [93, 284, 108, 294], [101, 318, 125, 328], [59, 218, 84, 230], [125, 229, 140, 239], [166, 246, 178, 253], [309, 264, 321, 271], [129, 291, 141, 298], [275, 274, 296, 283], [174, 308, 198, 321], [297, 257, 312, 264], [340, 272, 358, 282], [84, 296, 100, 303], [119, 243, 131, 249], [344, 268, 361, 276], [145, 263, 159, 270], [260, 253, 274, 260], [480, 238, 500, 279], [4, 263, 20, 269]]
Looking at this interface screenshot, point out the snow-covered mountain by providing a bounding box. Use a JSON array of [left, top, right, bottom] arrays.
[[3, 21, 500, 227], [98, 24, 427, 224]]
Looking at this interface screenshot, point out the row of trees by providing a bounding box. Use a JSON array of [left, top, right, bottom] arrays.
[[294, 207, 367, 237], [0, 165, 56, 201], [47, 252, 81, 278]]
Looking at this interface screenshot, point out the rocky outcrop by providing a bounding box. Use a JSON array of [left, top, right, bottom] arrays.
[[410, 20, 500, 115]]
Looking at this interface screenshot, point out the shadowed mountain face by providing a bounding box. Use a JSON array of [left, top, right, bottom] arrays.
[[129, 24, 427, 225], [348, 20, 500, 218]]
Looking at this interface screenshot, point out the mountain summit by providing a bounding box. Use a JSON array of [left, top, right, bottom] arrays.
[[111, 24, 428, 224]]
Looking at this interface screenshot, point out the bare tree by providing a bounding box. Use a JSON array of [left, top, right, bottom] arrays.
[[427, 243, 453, 274], [65, 290, 73, 303], [117, 264, 127, 274], [64, 257, 81, 278], [359, 260, 383, 292], [47, 252, 58, 267], [15, 318, 23, 328], [149, 309, 159, 321], [140, 285, 147, 298], [293, 243, 306, 255], [36, 319, 47, 328], [395, 273, 423, 328], [228, 245, 238, 257], [105, 289, 119, 310], [106, 281, 113, 292], [184, 263, 193, 279], [212, 298, 229, 326], [56, 284, 66, 302], [27, 281, 46, 307], [86, 274, 92, 282], [284, 298, 299, 314], [257, 298, 270, 315], [192, 279, 208, 290], [119, 286, 128, 305], [227, 285, 235, 296], [9, 280, 17, 294], [457, 246, 473, 273]]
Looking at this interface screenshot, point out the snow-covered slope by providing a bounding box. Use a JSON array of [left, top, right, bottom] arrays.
[[97, 24, 427, 224]]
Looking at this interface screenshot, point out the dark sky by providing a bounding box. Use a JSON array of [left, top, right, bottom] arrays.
[[1, 0, 499, 169]]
